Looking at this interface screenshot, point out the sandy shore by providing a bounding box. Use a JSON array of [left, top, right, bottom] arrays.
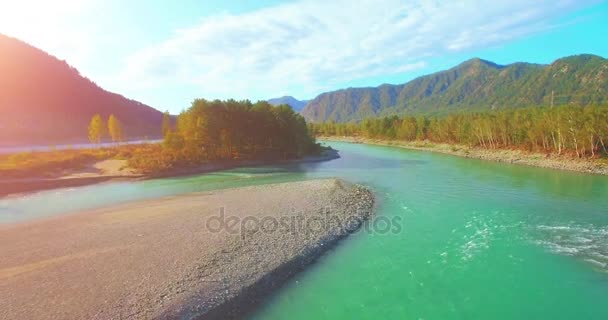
[[0, 178, 374, 320], [322, 136, 608, 176], [0, 149, 340, 197]]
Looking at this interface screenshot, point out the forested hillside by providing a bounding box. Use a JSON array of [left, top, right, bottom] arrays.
[[302, 55, 608, 122], [0, 34, 163, 146]]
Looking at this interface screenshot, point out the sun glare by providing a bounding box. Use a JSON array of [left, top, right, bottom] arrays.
[[0, 0, 89, 40]]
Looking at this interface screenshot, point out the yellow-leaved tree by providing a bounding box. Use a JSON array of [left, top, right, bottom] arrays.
[[88, 114, 106, 144], [162, 111, 171, 138], [108, 114, 124, 143]]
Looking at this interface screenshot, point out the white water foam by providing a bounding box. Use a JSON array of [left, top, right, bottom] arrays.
[[440, 211, 500, 264], [533, 223, 608, 271]]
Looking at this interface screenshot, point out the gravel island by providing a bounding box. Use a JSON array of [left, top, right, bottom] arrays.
[[0, 178, 374, 319]]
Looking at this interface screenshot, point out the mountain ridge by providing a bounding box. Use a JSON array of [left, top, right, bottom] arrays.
[[301, 54, 608, 122], [267, 96, 309, 112], [0, 34, 164, 146]]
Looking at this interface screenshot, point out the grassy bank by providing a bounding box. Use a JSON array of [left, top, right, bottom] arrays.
[[321, 136, 608, 175], [0, 144, 339, 197], [0, 144, 143, 179]]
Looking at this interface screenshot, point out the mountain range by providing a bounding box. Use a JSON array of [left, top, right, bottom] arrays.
[[301, 54, 608, 122], [2, 32, 607, 146], [267, 96, 308, 112], [0, 34, 163, 146]]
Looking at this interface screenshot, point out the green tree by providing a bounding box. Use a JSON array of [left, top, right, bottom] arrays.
[[309, 105, 608, 158], [88, 114, 106, 144], [108, 114, 124, 143]]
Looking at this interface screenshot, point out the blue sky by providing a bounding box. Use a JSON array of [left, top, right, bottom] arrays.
[[0, 0, 607, 113]]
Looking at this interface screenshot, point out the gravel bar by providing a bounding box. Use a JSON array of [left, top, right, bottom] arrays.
[[0, 178, 375, 319]]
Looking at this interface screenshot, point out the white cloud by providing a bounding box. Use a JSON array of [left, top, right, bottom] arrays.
[[2, 0, 595, 106], [118, 0, 593, 102]]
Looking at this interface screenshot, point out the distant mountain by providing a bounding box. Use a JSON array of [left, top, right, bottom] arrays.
[[301, 55, 608, 122], [267, 96, 309, 112], [0, 34, 164, 146]]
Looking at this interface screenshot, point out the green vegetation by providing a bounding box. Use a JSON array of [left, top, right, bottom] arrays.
[[2, 99, 320, 179], [128, 99, 320, 173], [302, 54, 608, 122], [311, 105, 608, 158]]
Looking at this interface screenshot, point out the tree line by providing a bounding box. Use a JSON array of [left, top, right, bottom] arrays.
[[310, 105, 608, 158], [129, 99, 320, 172]]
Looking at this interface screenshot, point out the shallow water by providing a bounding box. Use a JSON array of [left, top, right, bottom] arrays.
[[2, 141, 608, 319]]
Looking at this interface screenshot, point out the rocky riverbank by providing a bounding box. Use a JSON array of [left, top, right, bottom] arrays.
[[321, 136, 608, 176], [0, 178, 374, 319], [0, 148, 340, 197]]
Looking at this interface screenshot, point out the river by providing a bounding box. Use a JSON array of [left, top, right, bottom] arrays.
[[2, 141, 608, 319]]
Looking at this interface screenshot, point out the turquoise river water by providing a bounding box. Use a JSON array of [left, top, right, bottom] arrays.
[[2, 141, 608, 319]]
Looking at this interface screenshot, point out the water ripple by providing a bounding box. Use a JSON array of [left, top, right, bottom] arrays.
[[532, 223, 608, 271]]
